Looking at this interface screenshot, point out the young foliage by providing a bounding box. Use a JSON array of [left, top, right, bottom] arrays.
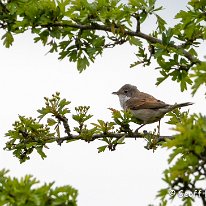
[[4, 93, 156, 162], [5, 116, 54, 163], [157, 113, 206, 205], [190, 61, 206, 96], [72, 106, 96, 141], [1, 0, 204, 94], [0, 169, 78, 206]]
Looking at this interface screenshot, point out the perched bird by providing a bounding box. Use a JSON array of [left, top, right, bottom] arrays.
[[112, 84, 193, 132]]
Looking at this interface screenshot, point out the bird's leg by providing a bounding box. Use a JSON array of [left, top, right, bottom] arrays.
[[134, 124, 145, 134], [157, 120, 161, 137]]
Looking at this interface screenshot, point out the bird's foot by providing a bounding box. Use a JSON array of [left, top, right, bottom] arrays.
[[134, 124, 145, 136]]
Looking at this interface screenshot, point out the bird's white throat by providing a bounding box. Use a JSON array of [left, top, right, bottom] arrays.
[[118, 95, 131, 109]]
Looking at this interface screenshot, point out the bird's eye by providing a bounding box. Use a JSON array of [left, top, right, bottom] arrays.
[[124, 90, 128, 94]]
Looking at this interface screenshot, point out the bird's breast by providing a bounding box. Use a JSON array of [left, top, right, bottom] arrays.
[[118, 95, 131, 109]]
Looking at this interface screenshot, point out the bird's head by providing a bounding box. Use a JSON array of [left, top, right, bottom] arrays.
[[112, 84, 139, 97]]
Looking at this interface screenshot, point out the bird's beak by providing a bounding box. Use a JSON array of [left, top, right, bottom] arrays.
[[112, 91, 118, 95]]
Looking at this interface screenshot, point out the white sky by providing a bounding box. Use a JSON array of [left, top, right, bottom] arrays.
[[0, 0, 205, 205]]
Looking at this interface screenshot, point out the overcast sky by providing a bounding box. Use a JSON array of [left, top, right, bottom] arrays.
[[0, 0, 205, 205]]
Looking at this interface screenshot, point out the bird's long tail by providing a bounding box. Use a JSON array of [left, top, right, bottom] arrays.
[[171, 102, 194, 110]]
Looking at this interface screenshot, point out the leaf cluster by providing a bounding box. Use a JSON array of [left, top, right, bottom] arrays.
[[4, 93, 145, 162], [0, 169, 78, 206], [157, 113, 206, 205], [5, 116, 54, 163], [4, 92, 72, 162], [72, 106, 96, 141], [1, 0, 206, 94]]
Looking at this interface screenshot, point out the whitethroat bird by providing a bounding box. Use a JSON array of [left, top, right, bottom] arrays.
[[112, 84, 193, 133]]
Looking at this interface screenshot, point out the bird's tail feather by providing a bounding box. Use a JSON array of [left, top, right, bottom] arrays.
[[171, 102, 194, 110]]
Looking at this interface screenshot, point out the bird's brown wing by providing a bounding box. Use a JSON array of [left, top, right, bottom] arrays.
[[125, 97, 169, 110]]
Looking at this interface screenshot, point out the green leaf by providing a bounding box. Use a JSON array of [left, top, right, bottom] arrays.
[[167, 147, 183, 164], [129, 37, 143, 47], [156, 76, 167, 86], [58, 98, 71, 111], [117, 136, 125, 144], [97, 145, 107, 153], [77, 56, 90, 73], [191, 62, 206, 96], [156, 14, 166, 33], [180, 78, 187, 92], [140, 12, 147, 23], [47, 118, 57, 126], [2, 32, 14, 48], [188, 48, 197, 57], [36, 147, 47, 159]]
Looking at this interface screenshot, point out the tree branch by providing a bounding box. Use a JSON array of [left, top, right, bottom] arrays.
[[42, 22, 200, 64], [55, 114, 72, 138], [53, 132, 173, 146]]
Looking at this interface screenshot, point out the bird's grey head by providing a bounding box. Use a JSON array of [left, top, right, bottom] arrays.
[[112, 84, 139, 97]]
